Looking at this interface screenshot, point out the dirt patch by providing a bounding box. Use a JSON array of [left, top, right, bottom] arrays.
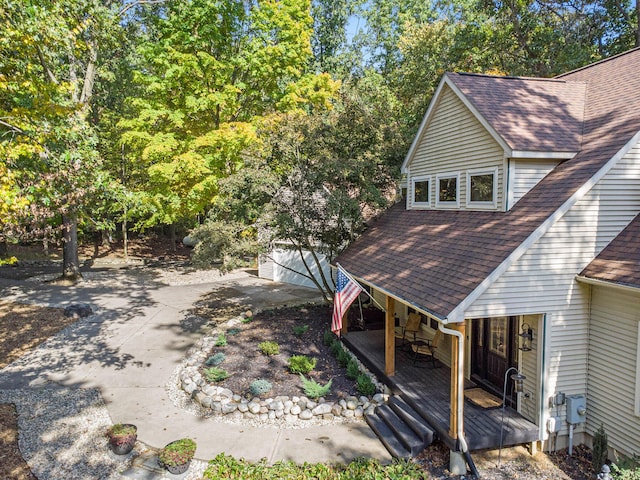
[[0, 403, 36, 480], [199, 304, 359, 400]]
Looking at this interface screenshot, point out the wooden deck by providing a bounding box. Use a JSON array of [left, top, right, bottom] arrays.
[[343, 329, 539, 451]]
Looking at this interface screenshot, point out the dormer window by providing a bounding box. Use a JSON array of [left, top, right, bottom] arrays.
[[411, 176, 430, 207], [467, 168, 497, 208], [436, 173, 459, 207]]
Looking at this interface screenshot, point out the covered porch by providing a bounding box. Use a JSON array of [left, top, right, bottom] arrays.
[[342, 329, 539, 452]]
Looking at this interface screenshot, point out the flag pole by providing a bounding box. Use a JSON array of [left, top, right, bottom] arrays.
[[336, 263, 386, 312]]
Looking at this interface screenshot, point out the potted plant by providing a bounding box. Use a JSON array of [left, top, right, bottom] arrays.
[[105, 423, 137, 455], [158, 438, 196, 474]]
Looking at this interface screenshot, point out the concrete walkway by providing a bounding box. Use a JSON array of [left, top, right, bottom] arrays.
[[0, 266, 390, 474]]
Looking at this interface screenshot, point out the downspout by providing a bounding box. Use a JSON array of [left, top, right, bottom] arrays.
[[438, 322, 480, 478]]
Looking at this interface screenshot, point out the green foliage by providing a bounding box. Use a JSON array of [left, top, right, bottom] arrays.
[[159, 438, 197, 467], [259, 341, 280, 356], [249, 379, 273, 396], [214, 334, 227, 347], [346, 360, 361, 380], [330, 341, 343, 357], [288, 355, 317, 374], [612, 455, 640, 480], [356, 373, 376, 396], [226, 328, 241, 336], [241, 317, 253, 324], [593, 423, 608, 473], [204, 367, 230, 383], [299, 374, 332, 399], [293, 324, 309, 337], [323, 330, 337, 347], [205, 353, 226, 367], [0, 256, 18, 266], [336, 348, 351, 368], [202, 453, 427, 479]]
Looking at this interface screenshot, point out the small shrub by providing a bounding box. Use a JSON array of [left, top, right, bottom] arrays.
[[226, 328, 241, 336], [241, 316, 253, 324], [293, 324, 309, 337], [288, 355, 317, 374], [204, 367, 229, 382], [214, 333, 227, 347], [593, 423, 608, 473], [346, 360, 360, 380], [0, 256, 18, 266], [323, 329, 336, 346], [611, 455, 640, 480], [330, 340, 343, 357], [356, 373, 376, 396], [299, 374, 332, 399], [205, 352, 226, 366], [337, 348, 351, 368], [249, 379, 273, 396], [259, 341, 280, 355], [159, 438, 196, 467]]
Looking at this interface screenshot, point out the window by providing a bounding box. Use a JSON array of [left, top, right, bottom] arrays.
[[467, 169, 497, 207], [412, 177, 430, 207], [436, 173, 459, 207]]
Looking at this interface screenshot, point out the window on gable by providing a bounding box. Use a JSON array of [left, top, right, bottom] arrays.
[[412, 177, 430, 206], [436, 173, 459, 206], [468, 169, 497, 206]]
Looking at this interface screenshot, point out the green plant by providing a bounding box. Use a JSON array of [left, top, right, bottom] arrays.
[[299, 374, 332, 399], [249, 379, 273, 396], [293, 324, 309, 336], [356, 373, 376, 396], [159, 438, 197, 467], [323, 329, 336, 347], [214, 333, 227, 346], [259, 341, 280, 355], [204, 367, 230, 382], [346, 360, 360, 380], [226, 327, 241, 336], [593, 423, 608, 473], [611, 455, 640, 480], [337, 348, 351, 368], [105, 423, 137, 448], [330, 340, 343, 357], [0, 256, 18, 266], [288, 355, 317, 374], [205, 352, 226, 366], [242, 316, 253, 324]]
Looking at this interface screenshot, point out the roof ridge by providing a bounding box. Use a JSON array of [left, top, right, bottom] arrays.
[[452, 72, 574, 83], [555, 47, 640, 79]]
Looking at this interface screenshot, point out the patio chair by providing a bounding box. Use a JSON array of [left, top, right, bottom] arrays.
[[411, 329, 443, 368], [395, 313, 421, 347]]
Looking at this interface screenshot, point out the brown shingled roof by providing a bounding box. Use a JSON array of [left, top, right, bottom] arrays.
[[447, 73, 586, 153], [579, 214, 640, 289], [337, 48, 640, 321]]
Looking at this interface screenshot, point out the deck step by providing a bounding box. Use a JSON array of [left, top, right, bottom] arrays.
[[365, 411, 412, 459], [388, 396, 436, 445], [376, 404, 425, 456], [365, 395, 436, 459]]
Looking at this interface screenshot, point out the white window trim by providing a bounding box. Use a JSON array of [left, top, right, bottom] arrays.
[[635, 321, 640, 416], [411, 176, 431, 208], [435, 172, 460, 208], [467, 167, 498, 209]]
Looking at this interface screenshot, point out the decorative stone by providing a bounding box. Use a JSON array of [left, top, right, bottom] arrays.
[[232, 394, 242, 402], [285, 414, 298, 423], [343, 409, 355, 418], [222, 403, 237, 414], [312, 403, 332, 416], [268, 411, 276, 420], [238, 402, 249, 413], [299, 409, 313, 420], [184, 383, 197, 395], [200, 396, 213, 408], [290, 405, 301, 415], [359, 396, 369, 404], [306, 400, 317, 410], [346, 399, 358, 410], [292, 396, 300, 403], [331, 405, 343, 416], [248, 402, 261, 414], [354, 406, 364, 418], [323, 413, 334, 421]]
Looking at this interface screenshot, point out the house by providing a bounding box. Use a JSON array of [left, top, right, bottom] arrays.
[[336, 48, 640, 469]]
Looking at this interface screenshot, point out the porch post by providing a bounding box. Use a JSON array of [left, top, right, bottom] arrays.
[[449, 322, 466, 474], [340, 310, 348, 336], [385, 295, 395, 376]]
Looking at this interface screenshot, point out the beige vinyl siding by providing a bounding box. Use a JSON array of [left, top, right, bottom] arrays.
[[407, 85, 505, 210], [464, 141, 640, 440], [508, 159, 560, 209], [518, 314, 543, 425], [588, 286, 640, 458]]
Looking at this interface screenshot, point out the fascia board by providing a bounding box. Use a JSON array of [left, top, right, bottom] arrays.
[[444, 127, 640, 323], [576, 275, 640, 293], [511, 151, 578, 160]]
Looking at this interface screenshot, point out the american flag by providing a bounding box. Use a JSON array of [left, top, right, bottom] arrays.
[[331, 266, 363, 336]]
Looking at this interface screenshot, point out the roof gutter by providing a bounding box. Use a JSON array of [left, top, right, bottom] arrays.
[[575, 275, 640, 293]]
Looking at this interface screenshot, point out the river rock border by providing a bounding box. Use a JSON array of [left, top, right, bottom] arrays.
[[177, 309, 390, 427]]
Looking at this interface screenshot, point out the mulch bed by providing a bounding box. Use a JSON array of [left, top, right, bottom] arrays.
[[200, 304, 359, 401]]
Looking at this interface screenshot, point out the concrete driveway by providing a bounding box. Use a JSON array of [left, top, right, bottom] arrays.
[[0, 265, 390, 474]]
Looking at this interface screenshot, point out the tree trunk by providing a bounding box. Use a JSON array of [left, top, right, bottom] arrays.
[[170, 223, 177, 252], [0, 239, 7, 258], [122, 219, 128, 263], [62, 212, 82, 281]]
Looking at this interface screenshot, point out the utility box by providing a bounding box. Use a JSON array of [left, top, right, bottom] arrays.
[[566, 395, 587, 424]]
